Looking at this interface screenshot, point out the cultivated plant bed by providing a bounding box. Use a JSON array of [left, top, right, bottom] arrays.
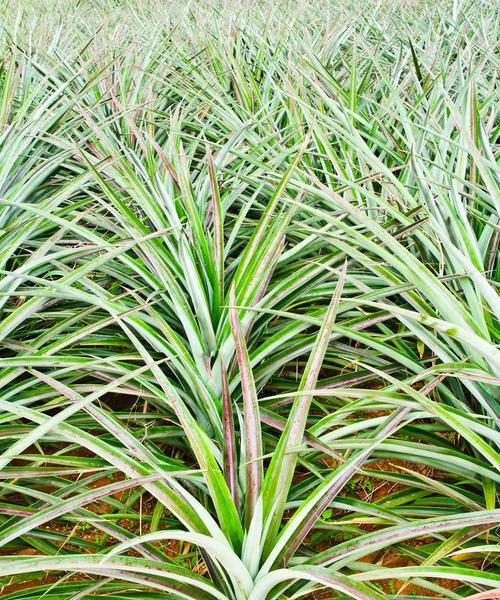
[[0, 0, 498, 598]]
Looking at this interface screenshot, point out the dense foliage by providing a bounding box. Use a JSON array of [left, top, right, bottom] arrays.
[[0, 0, 498, 598]]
